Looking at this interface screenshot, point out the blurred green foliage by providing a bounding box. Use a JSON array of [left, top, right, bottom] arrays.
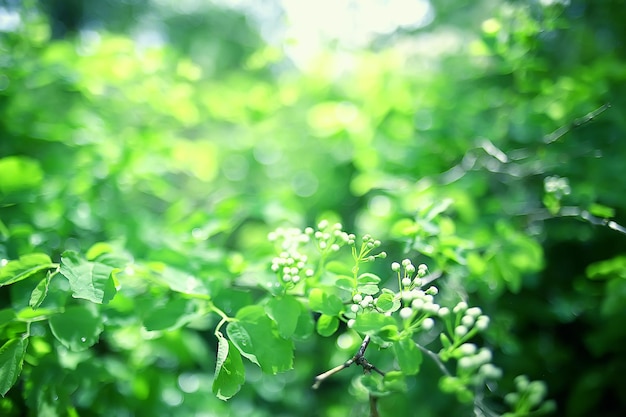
[[1, 0, 626, 416]]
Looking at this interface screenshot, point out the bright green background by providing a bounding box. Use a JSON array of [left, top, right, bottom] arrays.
[[1, 0, 626, 416]]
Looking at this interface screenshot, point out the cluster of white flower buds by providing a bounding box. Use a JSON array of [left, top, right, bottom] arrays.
[[451, 302, 490, 337], [304, 220, 354, 253], [268, 227, 315, 284], [392, 258, 428, 289]]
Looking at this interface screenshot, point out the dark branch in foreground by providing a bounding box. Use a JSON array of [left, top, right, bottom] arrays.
[[312, 335, 385, 389], [313, 335, 386, 417]]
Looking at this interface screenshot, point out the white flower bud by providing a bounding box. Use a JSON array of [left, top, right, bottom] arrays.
[[475, 315, 490, 330], [461, 315, 475, 327], [350, 304, 360, 313], [347, 319, 355, 328], [402, 258, 411, 266], [353, 294, 363, 303], [438, 307, 450, 317], [422, 318, 435, 330], [391, 262, 401, 272], [400, 307, 413, 320], [411, 298, 424, 310], [453, 301, 468, 314], [455, 325, 468, 337], [466, 307, 482, 317], [402, 277, 412, 287], [318, 220, 329, 229], [459, 343, 477, 355]]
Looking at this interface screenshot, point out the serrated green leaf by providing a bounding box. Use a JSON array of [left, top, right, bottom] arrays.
[[0, 337, 28, 396], [59, 250, 117, 304], [393, 337, 422, 375], [265, 295, 301, 338], [316, 314, 339, 337], [48, 305, 103, 351], [308, 288, 344, 316], [352, 312, 396, 336], [293, 303, 314, 340], [383, 371, 407, 392], [143, 298, 196, 331], [325, 261, 352, 275], [375, 293, 396, 312], [0, 309, 16, 328], [227, 305, 293, 374], [29, 271, 53, 309], [335, 277, 355, 291], [148, 262, 210, 298], [0, 253, 54, 287], [357, 284, 379, 295], [212, 333, 245, 400], [357, 273, 381, 285]]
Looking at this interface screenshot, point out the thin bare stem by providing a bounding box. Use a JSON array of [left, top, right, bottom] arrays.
[[416, 343, 451, 377]]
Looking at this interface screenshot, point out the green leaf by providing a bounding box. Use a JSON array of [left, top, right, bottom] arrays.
[[357, 284, 380, 295], [48, 305, 104, 351], [0, 309, 16, 328], [212, 332, 245, 400], [383, 371, 407, 392], [316, 314, 339, 337], [357, 273, 381, 285], [226, 305, 293, 374], [0, 253, 54, 287], [375, 293, 397, 312], [335, 277, 355, 291], [143, 298, 196, 331], [352, 312, 396, 336], [308, 288, 344, 316], [148, 262, 210, 298], [589, 203, 615, 219], [29, 271, 53, 309], [586, 255, 626, 280], [325, 261, 352, 275], [0, 156, 44, 195], [392, 337, 422, 375], [293, 302, 314, 340], [59, 250, 117, 304], [265, 295, 301, 338], [0, 337, 28, 396]]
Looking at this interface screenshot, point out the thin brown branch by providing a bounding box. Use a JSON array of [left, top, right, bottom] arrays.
[[312, 335, 384, 389]]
